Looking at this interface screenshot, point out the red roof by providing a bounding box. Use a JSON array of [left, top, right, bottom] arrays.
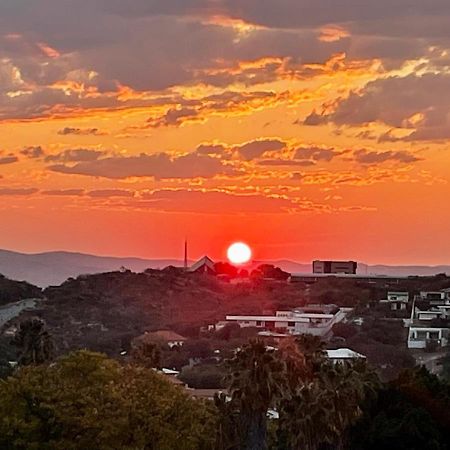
[[144, 330, 187, 342]]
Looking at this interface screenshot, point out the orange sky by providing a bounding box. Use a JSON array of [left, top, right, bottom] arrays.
[[0, 1, 449, 264]]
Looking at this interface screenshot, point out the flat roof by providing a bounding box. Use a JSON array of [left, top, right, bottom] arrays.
[[290, 273, 411, 280], [226, 314, 334, 322]]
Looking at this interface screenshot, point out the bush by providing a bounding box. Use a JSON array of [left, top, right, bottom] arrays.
[[179, 364, 226, 389]]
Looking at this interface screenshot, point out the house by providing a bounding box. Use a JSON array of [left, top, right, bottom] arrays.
[[380, 291, 409, 310], [188, 256, 216, 275], [139, 330, 187, 348], [226, 305, 349, 338], [417, 291, 448, 303], [408, 326, 449, 349], [407, 293, 450, 349], [326, 348, 366, 364]]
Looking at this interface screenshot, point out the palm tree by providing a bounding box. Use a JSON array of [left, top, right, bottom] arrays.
[[214, 392, 240, 450], [12, 318, 55, 366], [224, 339, 286, 450], [294, 334, 326, 373], [279, 359, 379, 450]]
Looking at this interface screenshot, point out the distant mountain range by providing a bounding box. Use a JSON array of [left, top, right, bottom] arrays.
[[0, 249, 449, 287]]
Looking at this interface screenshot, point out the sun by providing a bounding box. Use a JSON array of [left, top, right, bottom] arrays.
[[227, 242, 252, 265]]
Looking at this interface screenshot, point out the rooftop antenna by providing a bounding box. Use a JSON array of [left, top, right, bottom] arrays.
[[184, 238, 188, 271]]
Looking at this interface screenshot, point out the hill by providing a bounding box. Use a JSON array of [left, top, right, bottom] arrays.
[[0, 249, 183, 287], [0, 249, 449, 287], [0, 274, 42, 307], [18, 269, 309, 356]]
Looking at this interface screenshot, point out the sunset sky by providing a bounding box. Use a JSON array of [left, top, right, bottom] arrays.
[[1, 0, 449, 264]]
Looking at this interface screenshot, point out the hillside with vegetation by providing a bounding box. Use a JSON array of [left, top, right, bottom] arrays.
[[0, 274, 42, 306], [2, 269, 450, 378]]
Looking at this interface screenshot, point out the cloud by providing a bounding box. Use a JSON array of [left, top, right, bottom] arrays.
[[237, 138, 285, 160], [0, 187, 38, 196], [139, 189, 296, 214], [48, 152, 235, 179], [354, 149, 421, 164], [294, 147, 337, 162], [259, 159, 316, 167], [87, 189, 134, 198], [146, 107, 200, 128], [0, 155, 18, 165], [195, 143, 228, 156], [45, 149, 105, 163], [20, 146, 45, 159], [57, 127, 104, 136], [41, 189, 85, 196], [309, 73, 450, 141]]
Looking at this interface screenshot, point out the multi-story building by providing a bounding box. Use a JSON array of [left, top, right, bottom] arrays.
[[380, 291, 409, 311], [226, 304, 348, 338], [408, 290, 450, 349], [313, 260, 358, 274]]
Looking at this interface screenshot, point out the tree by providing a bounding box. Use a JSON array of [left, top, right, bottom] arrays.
[[275, 335, 379, 450], [12, 317, 54, 366], [130, 339, 162, 369], [349, 368, 450, 449], [0, 350, 216, 449], [214, 262, 238, 278], [224, 340, 286, 450], [250, 265, 290, 281]]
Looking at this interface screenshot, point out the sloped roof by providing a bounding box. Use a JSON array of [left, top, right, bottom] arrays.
[[188, 255, 215, 272], [144, 330, 187, 342], [326, 348, 366, 359]]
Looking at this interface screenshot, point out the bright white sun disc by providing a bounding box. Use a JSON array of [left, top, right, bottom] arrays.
[[227, 242, 252, 265]]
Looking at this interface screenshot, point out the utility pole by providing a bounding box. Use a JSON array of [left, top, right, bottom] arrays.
[[184, 238, 188, 270]]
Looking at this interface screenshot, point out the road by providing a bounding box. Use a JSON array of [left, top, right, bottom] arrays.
[[0, 299, 40, 328]]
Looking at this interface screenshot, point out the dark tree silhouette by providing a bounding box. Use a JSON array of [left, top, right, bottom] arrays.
[[12, 318, 54, 366], [224, 340, 286, 450]]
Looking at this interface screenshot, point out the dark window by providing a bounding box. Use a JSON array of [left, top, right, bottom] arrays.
[[256, 321, 262, 326], [288, 321, 295, 327]]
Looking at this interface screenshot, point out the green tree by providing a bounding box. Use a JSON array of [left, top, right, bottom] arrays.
[[348, 368, 450, 449], [130, 339, 162, 369], [0, 350, 216, 450], [224, 340, 286, 450], [12, 317, 55, 366]]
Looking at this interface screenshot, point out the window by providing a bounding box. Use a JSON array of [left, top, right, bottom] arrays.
[[256, 321, 262, 326], [288, 321, 295, 327]]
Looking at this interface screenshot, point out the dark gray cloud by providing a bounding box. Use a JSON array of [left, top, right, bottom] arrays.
[[87, 189, 134, 198], [48, 152, 235, 179], [45, 149, 105, 163], [354, 149, 421, 164], [237, 139, 285, 160], [0, 0, 449, 122], [0, 187, 38, 196], [259, 159, 316, 167], [41, 189, 85, 196], [20, 146, 45, 159], [0, 155, 18, 165], [57, 127, 104, 136], [294, 147, 337, 161], [308, 73, 450, 141]]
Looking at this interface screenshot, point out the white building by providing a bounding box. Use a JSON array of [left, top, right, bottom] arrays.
[[326, 348, 366, 364], [226, 305, 348, 338], [417, 291, 449, 303], [380, 291, 409, 311], [408, 326, 449, 349], [408, 290, 450, 349]]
